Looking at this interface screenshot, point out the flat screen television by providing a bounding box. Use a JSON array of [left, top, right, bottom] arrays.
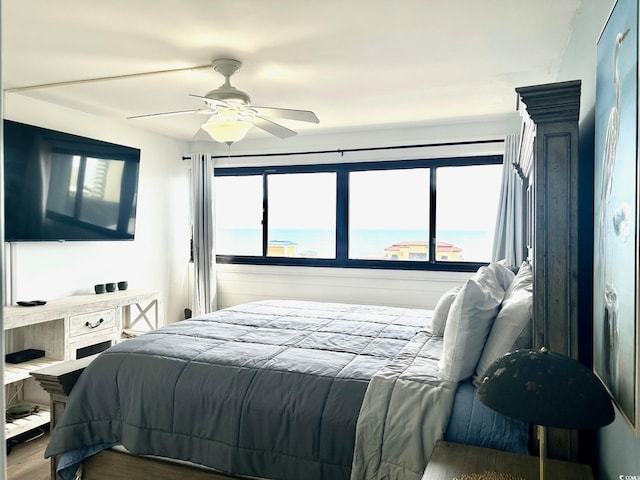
[[3, 119, 141, 242]]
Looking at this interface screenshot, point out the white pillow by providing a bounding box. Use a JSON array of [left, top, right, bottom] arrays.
[[438, 263, 510, 381], [473, 261, 533, 384], [431, 285, 461, 336], [493, 259, 517, 291]]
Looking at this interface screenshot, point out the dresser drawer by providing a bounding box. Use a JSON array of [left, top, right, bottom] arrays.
[[69, 309, 116, 338]]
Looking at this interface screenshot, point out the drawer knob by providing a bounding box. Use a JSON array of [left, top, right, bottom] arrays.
[[85, 318, 104, 329]]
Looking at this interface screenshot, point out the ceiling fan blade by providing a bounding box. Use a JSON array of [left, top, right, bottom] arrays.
[[251, 106, 319, 123], [189, 94, 229, 107], [192, 128, 213, 141], [252, 116, 297, 139], [127, 109, 211, 120]]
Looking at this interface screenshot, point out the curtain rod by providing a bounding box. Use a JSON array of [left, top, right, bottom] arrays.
[[182, 138, 504, 161]]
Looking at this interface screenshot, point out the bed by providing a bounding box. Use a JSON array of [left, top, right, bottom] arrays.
[[38, 260, 533, 480], [33, 79, 583, 479]]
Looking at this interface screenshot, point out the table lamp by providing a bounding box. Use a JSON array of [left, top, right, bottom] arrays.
[[477, 347, 615, 480]]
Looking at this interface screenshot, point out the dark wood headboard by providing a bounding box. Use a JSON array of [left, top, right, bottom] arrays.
[[515, 80, 582, 462]]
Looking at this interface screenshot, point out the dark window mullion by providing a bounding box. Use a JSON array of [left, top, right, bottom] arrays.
[[262, 173, 269, 257], [336, 169, 348, 261], [429, 167, 437, 264]]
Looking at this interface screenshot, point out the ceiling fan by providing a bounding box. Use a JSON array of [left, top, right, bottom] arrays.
[[127, 58, 320, 144]]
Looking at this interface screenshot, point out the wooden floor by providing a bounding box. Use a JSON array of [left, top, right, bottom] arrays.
[[6, 427, 50, 480]]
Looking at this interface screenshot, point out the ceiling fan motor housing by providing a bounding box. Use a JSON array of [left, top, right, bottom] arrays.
[[207, 58, 251, 105], [204, 86, 250, 105]]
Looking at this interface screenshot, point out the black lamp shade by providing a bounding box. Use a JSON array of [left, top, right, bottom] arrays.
[[477, 348, 615, 429]]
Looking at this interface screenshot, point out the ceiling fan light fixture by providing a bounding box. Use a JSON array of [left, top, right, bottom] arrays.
[[200, 117, 253, 145]]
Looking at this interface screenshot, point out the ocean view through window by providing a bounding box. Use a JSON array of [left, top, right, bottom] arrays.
[[216, 228, 494, 262], [349, 168, 430, 260], [215, 175, 262, 256], [267, 172, 336, 258], [436, 163, 502, 262], [214, 154, 502, 271]]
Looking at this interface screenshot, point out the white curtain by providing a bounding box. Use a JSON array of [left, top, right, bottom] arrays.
[[190, 153, 217, 316], [517, 109, 536, 180], [491, 134, 525, 267]]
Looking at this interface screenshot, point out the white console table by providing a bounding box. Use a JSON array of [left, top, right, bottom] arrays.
[[4, 289, 161, 441]]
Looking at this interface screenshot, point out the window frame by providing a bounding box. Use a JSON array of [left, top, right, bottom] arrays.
[[214, 154, 502, 272]]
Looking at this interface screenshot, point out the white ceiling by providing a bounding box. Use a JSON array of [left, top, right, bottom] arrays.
[[2, 0, 582, 142]]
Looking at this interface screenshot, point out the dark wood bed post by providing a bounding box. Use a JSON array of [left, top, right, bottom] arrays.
[[516, 80, 582, 462], [31, 355, 99, 479], [31, 355, 237, 480]]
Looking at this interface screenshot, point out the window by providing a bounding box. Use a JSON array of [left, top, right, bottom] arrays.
[[349, 169, 429, 261], [214, 154, 502, 271], [267, 172, 336, 259], [214, 175, 263, 256], [435, 164, 503, 262]]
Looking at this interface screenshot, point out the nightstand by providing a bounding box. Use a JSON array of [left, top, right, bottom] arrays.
[[423, 441, 593, 480]]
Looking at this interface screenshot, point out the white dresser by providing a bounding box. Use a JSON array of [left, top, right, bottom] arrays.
[[4, 289, 161, 440]]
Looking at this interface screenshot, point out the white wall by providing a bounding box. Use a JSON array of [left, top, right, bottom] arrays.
[[192, 112, 520, 163], [216, 263, 472, 311], [195, 113, 520, 310], [4, 94, 192, 325]]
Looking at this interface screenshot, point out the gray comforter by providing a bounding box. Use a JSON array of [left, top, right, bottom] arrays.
[[46, 300, 432, 480], [351, 331, 456, 480]]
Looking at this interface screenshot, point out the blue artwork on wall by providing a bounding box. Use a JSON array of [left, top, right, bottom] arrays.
[[594, 0, 638, 434]]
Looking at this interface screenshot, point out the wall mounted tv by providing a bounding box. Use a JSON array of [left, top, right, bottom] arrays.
[[3, 119, 141, 242]]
